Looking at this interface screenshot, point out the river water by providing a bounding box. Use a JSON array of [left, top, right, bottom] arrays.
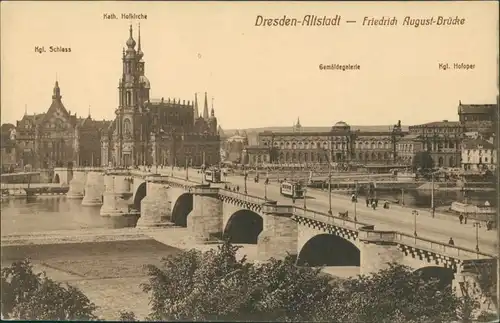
[[1, 189, 496, 235]]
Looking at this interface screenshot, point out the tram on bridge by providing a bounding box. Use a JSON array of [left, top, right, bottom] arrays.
[[204, 169, 222, 183], [280, 181, 304, 199]]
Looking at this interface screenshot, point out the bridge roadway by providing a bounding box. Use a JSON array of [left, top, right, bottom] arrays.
[[160, 168, 497, 255]]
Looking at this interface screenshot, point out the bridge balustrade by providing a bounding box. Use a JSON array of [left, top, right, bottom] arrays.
[[218, 188, 269, 205], [391, 232, 494, 259], [293, 206, 372, 232]]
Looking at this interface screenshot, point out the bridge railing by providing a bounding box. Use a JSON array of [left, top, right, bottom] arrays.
[[218, 188, 269, 205], [292, 206, 373, 232], [168, 175, 202, 186], [291, 205, 495, 260], [392, 232, 495, 260]]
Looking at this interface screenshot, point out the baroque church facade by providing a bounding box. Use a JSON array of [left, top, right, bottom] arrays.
[[101, 25, 220, 167]]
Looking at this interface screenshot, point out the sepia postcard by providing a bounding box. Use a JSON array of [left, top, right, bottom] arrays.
[[1, 1, 499, 322]]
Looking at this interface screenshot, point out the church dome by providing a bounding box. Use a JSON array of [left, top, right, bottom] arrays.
[[334, 121, 349, 127]]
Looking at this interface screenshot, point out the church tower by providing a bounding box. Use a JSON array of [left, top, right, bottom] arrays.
[[114, 24, 150, 167]]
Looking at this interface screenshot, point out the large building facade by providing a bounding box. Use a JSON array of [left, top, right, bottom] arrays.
[[13, 82, 108, 169], [243, 120, 405, 167], [101, 25, 220, 167]]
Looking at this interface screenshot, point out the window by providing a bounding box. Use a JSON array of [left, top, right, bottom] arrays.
[[123, 118, 132, 135], [126, 91, 132, 106]]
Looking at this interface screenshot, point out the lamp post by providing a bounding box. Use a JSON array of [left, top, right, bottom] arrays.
[[473, 221, 481, 257], [244, 168, 248, 194], [412, 210, 419, 244], [431, 171, 435, 217], [264, 171, 269, 200], [185, 157, 189, 180], [328, 161, 332, 215], [354, 180, 358, 223], [303, 187, 307, 210]]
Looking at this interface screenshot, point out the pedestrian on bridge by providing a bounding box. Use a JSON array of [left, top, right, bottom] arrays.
[[236, 185, 240, 192], [464, 214, 468, 224], [366, 198, 369, 207], [459, 213, 464, 224], [448, 237, 455, 245]]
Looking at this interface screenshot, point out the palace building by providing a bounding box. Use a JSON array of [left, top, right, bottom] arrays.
[[243, 119, 405, 167], [14, 82, 109, 169], [101, 25, 220, 167]]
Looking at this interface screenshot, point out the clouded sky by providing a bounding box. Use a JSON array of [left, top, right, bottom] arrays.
[[1, 1, 498, 129]]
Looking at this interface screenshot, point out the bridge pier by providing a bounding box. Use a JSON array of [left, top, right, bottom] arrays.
[[258, 203, 298, 260], [137, 176, 171, 228], [66, 168, 86, 199], [82, 169, 105, 207], [187, 185, 223, 242], [100, 174, 133, 217], [358, 228, 404, 275]]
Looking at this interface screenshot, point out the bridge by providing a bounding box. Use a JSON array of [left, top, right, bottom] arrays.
[[47, 166, 497, 305]]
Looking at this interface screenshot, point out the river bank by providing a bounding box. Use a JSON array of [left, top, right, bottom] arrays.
[[0, 227, 273, 320]]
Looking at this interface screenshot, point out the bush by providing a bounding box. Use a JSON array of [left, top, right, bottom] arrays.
[[141, 240, 475, 322], [1, 259, 98, 320]]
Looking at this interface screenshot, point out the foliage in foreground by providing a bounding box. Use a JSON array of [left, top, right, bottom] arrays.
[[141, 240, 479, 322], [1, 259, 98, 320], [1, 243, 486, 322]]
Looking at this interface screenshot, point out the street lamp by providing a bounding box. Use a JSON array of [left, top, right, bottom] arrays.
[[473, 221, 481, 257], [412, 210, 419, 243], [264, 172, 269, 200], [185, 157, 189, 180], [328, 152, 332, 215], [303, 187, 307, 210], [354, 180, 358, 223], [244, 168, 248, 194], [431, 171, 435, 217]]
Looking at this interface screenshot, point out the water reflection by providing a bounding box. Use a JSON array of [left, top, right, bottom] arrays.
[[0, 196, 128, 235]]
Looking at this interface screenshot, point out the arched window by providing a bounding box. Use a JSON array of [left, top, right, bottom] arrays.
[[123, 118, 132, 135], [126, 91, 132, 106]]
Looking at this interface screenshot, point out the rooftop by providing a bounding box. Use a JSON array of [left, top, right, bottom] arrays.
[[458, 103, 496, 114], [410, 120, 461, 128], [462, 138, 495, 150]]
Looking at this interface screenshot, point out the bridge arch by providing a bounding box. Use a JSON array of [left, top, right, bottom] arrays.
[[171, 193, 193, 227], [223, 210, 263, 244], [414, 266, 455, 290], [297, 234, 360, 267], [133, 182, 146, 211]]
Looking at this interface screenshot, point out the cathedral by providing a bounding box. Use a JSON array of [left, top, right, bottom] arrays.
[[101, 25, 221, 167]]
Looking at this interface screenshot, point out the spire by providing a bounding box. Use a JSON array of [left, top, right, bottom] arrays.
[[52, 80, 61, 101], [296, 117, 301, 127], [88, 105, 91, 119], [24, 104, 27, 115], [211, 97, 215, 117], [137, 23, 144, 59], [194, 93, 199, 121], [126, 24, 136, 49], [203, 92, 209, 119]]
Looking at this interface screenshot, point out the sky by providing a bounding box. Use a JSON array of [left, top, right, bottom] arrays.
[[1, 1, 498, 129]]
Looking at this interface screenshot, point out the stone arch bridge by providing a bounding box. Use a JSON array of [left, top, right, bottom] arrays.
[[63, 167, 495, 304]]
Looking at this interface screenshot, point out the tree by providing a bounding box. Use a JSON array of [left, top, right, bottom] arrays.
[[1, 259, 98, 320], [325, 263, 465, 323], [412, 151, 434, 172], [142, 241, 473, 323]]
